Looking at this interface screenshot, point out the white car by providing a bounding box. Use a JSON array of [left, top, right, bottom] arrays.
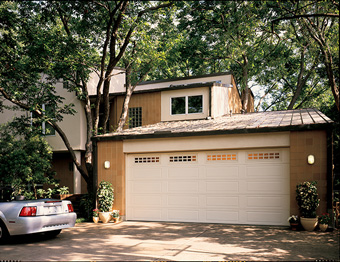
[[0, 198, 77, 243]]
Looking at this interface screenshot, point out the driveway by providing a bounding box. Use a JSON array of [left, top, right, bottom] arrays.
[[1, 221, 339, 261]]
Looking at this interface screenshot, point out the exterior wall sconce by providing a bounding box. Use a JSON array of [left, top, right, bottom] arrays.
[[104, 161, 110, 169], [307, 155, 315, 165]]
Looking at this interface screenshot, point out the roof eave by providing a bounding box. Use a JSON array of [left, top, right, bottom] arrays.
[[93, 122, 333, 142]]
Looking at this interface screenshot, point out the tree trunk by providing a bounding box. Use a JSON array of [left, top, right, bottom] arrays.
[[241, 54, 249, 113]]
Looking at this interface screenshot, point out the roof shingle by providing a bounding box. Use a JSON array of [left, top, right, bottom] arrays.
[[98, 108, 333, 139]]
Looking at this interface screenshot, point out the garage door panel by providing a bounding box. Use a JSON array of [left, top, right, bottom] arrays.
[[133, 208, 162, 220], [132, 181, 162, 193], [130, 195, 162, 206], [131, 168, 162, 180], [168, 181, 199, 193], [207, 196, 239, 207], [206, 181, 239, 193], [168, 209, 199, 221], [206, 210, 239, 222], [246, 165, 289, 179], [168, 167, 199, 179], [206, 166, 239, 179], [168, 195, 199, 207], [246, 196, 288, 209], [247, 181, 287, 194], [247, 211, 287, 225]]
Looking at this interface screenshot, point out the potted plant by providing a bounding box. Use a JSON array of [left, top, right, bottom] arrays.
[[288, 215, 299, 230], [97, 181, 114, 223], [111, 210, 120, 223], [296, 181, 320, 231], [318, 213, 330, 231], [93, 209, 99, 223]]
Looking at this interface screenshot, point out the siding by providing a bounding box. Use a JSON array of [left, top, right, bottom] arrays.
[[111, 92, 161, 131]]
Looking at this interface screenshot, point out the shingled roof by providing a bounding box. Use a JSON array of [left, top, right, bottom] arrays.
[[96, 108, 333, 140]]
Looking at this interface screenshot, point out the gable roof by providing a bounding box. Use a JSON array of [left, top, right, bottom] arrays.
[[96, 108, 333, 141]]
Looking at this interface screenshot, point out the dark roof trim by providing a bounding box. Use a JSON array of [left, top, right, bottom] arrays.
[[90, 81, 228, 98], [137, 71, 233, 86], [93, 122, 333, 142]]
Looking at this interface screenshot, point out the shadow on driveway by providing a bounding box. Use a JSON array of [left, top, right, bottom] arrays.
[[1, 221, 339, 261]]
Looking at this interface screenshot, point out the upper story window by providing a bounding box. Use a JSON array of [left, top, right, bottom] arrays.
[[42, 104, 56, 136], [129, 107, 142, 128], [171, 95, 203, 115]]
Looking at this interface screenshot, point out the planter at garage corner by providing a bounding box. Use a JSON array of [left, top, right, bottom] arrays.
[[99, 212, 112, 223], [319, 224, 328, 232], [300, 217, 318, 231]]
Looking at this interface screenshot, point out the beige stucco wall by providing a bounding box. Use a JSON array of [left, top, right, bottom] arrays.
[[211, 85, 231, 118], [161, 87, 210, 121], [87, 69, 126, 95], [123, 132, 290, 153], [0, 100, 29, 125], [44, 82, 87, 151]]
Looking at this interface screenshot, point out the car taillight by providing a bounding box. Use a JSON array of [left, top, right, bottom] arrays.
[[67, 204, 74, 213], [19, 206, 37, 217]]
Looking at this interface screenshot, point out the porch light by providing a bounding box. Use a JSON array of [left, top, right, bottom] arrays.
[[104, 161, 110, 169], [307, 155, 315, 165]]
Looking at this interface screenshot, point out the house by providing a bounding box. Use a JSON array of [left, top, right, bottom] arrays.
[[93, 72, 334, 226], [0, 71, 334, 226]]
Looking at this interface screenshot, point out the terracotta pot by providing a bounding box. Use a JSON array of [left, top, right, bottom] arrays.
[[300, 217, 318, 231], [319, 224, 328, 232], [99, 212, 112, 223], [93, 217, 99, 223]]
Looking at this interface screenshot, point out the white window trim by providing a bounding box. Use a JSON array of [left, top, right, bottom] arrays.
[[170, 95, 203, 116]]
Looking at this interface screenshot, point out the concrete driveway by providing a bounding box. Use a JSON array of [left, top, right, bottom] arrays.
[[1, 221, 339, 261]]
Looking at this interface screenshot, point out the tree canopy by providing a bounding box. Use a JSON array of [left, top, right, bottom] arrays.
[[0, 0, 339, 197]]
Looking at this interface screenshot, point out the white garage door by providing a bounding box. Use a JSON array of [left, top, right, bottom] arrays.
[[126, 149, 290, 226]]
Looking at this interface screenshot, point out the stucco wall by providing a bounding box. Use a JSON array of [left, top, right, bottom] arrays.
[[290, 130, 328, 216]]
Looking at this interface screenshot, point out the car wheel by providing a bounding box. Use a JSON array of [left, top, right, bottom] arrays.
[[44, 229, 62, 238], [0, 221, 9, 244]]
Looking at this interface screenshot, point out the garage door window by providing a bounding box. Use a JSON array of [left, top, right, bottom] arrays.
[[134, 156, 160, 163], [169, 155, 197, 162], [248, 152, 280, 160], [207, 153, 237, 161]]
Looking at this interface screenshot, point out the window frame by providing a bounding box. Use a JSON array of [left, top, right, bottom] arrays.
[[170, 95, 203, 116], [128, 107, 143, 128]]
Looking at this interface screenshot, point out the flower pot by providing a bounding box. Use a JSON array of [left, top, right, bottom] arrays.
[[319, 224, 328, 232], [93, 217, 99, 223], [290, 223, 299, 231], [99, 212, 112, 223], [300, 217, 318, 231]]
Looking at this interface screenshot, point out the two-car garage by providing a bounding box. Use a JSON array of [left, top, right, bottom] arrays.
[[96, 109, 332, 227], [126, 148, 290, 226]]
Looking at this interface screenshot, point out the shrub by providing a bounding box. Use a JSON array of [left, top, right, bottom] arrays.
[[97, 181, 114, 212], [296, 181, 320, 218]]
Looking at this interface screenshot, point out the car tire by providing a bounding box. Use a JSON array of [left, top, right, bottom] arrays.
[[44, 229, 62, 238], [0, 220, 9, 244]]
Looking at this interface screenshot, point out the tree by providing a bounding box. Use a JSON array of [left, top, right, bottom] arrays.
[[0, 123, 57, 199], [271, 0, 339, 111], [0, 1, 173, 196]]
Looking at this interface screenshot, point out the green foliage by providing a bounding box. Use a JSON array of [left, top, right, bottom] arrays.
[[97, 181, 114, 212], [0, 124, 58, 198], [80, 193, 95, 220], [296, 181, 320, 218]]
